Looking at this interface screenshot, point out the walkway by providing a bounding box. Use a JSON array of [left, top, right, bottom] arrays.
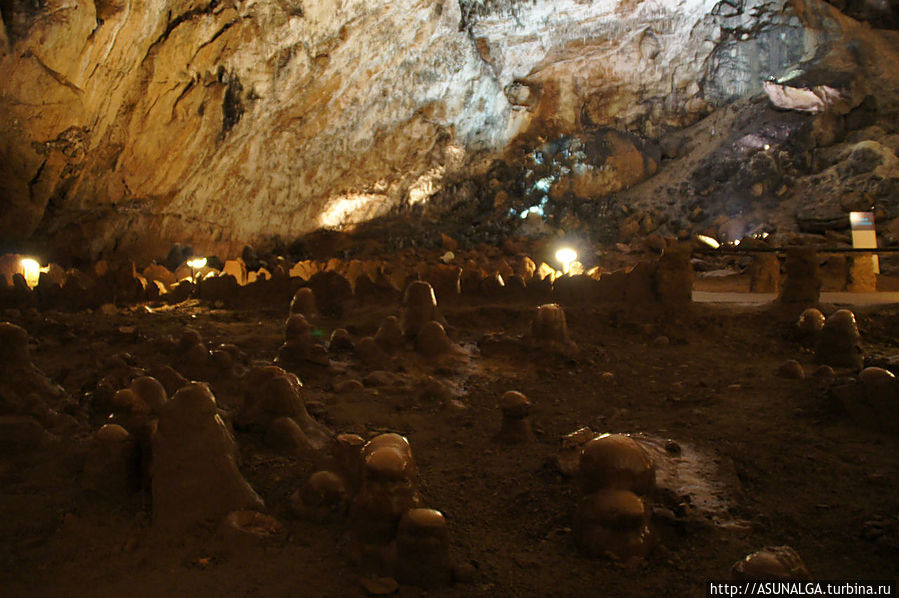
[[692, 291, 899, 306]]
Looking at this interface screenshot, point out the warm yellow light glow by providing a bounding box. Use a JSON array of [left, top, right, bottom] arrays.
[[408, 166, 445, 205], [696, 234, 720, 249], [555, 247, 577, 274], [20, 258, 41, 288], [186, 257, 207, 269], [319, 193, 383, 228]]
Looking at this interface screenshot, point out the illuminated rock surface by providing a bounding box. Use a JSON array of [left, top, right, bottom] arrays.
[[3, 0, 881, 258]]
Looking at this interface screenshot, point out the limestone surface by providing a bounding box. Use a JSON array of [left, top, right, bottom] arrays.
[[0, 0, 842, 258]]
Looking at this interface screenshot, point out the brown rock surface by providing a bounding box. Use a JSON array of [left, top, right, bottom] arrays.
[[0, 0, 865, 258]]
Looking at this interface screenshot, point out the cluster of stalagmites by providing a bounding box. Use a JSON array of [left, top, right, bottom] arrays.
[[779, 308, 898, 431], [0, 321, 79, 451], [831, 364, 899, 433], [62, 317, 339, 534], [779, 307, 865, 379], [237, 365, 332, 452], [170, 327, 244, 378], [0, 243, 695, 313], [81, 367, 268, 530], [276, 280, 461, 369], [61, 276, 463, 588], [295, 433, 455, 588]]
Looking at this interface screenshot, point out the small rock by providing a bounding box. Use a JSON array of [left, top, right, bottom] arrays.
[[335, 379, 364, 394], [777, 360, 806, 379], [360, 576, 399, 595]]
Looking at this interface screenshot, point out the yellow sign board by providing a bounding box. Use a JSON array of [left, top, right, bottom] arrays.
[[849, 211, 879, 274]]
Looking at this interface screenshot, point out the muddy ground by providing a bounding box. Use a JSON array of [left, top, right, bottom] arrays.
[[1, 272, 897, 597]]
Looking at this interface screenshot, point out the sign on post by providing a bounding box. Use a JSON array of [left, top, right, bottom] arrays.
[[849, 211, 879, 274]]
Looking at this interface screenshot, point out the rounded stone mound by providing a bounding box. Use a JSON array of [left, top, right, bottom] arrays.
[[112, 388, 144, 413], [95, 423, 130, 443], [859, 366, 895, 385], [0, 322, 29, 362], [130, 376, 168, 414], [731, 545, 812, 581], [531, 303, 571, 345], [399, 508, 447, 536], [221, 510, 282, 540], [329, 328, 354, 352], [574, 489, 652, 561], [285, 313, 312, 340], [415, 321, 453, 357], [777, 359, 805, 379], [796, 308, 825, 337], [577, 489, 647, 531], [396, 508, 451, 588], [303, 470, 348, 507], [404, 280, 437, 308], [363, 432, 412, 458], [365, 447, 413, 481], [289, 287, 319, 318], [374, 315, 404, 351], [178, 328, 203, 352], [168, 382, 217, 419], [579, 434, 655, 495], [815, 309, 863, 369], [499, 390, 531, 419]]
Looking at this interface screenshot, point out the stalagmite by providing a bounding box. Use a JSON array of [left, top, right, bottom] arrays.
[[374, 316, 405, 352], [151, 383, 264, 530], [778, 247, 821, 305], [395, 508, 453, 588], [579, 434, 655, 495], [815, 309, 863, 369], [494, 390, 533, 444], [574, 489, 653, 562], [529, 303, 577, 354], [401, 281, 446, 339]]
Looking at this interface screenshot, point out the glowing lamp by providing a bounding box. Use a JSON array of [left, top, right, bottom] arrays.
[[696, 234, 720, 249], [555, 247, 578, 274], [20, 258, 41, 289], [186, 257, 207, 285]]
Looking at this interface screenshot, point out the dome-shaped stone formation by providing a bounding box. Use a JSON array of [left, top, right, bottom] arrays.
[[574, 433, 656, 562], [815, 309, 863, 370], [495, 390, 533, 444], [151, 382, 265, 531], [731, 545, 812, 581], [579, 434, 656, 495]]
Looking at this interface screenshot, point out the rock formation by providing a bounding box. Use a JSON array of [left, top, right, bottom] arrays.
[[2, 0, 877, 259]]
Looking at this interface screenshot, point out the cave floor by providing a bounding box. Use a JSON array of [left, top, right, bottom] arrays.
[[1, 292, 898, 597]]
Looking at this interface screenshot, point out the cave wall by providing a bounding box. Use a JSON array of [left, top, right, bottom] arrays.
[[0, 0, 861, 260]]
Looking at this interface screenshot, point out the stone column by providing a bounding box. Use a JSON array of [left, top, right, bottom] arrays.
[[778, 247, 821, 304]]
